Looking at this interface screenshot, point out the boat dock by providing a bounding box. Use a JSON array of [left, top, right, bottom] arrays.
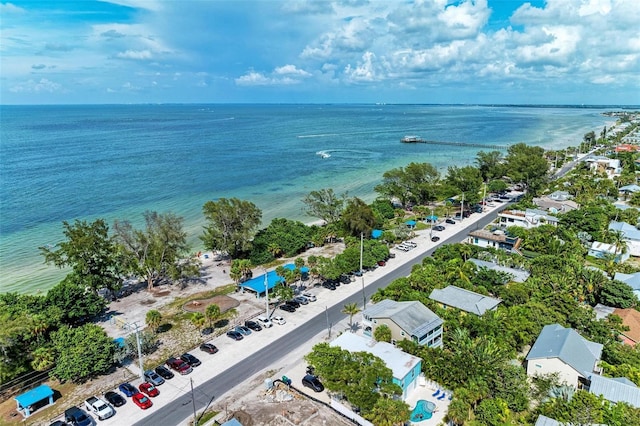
[[401, 136, 508, 150]]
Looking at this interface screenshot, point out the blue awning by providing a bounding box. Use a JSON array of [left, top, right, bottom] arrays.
[[283, 264, 309, 274], [239, 271, 284, 293], [15, 384, 53, 408], [371, 229, 383, 239], [405, 220, 417, 227], [426, 215, 438, 221]]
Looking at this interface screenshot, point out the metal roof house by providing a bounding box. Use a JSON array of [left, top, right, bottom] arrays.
[[587, 241, 630, 263], [608, 221, 640, 257], [526, 324, 603, 388], [586, 374, 640, 408], [361, 299, 443, 348], [330, 332, 422, 401], [613, 271, 640, 300], [469, 258, 530, 283], [497, 208, 559, 229], [467, 229, 522, 254], [429, 285, 501, 315]]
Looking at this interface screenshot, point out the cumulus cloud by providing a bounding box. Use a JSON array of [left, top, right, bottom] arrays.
[[274, 65, 311, 76], [344, 51, 379, 82], [116, 50, 153, 60], [236, 65, 311, 86], [9, 78, 63, 93]]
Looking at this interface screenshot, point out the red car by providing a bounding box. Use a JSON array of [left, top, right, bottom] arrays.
[[132, 392, 153, 409], [166, 357, 193, 375], [139, 382, 159, 397]]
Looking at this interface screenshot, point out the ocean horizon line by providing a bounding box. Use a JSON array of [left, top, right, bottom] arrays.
[[2, 103, 639, 108]]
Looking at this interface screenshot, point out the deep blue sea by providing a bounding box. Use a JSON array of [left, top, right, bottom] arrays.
[[0, 104, 616, 294]]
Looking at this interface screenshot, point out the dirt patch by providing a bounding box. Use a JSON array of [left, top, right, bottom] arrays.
[[182, 295, 240, 314]]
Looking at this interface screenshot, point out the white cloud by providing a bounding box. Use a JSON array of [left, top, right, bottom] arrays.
[[0, 2, 25, 13], [98, 0, 163, 11], [274, 65, 311, 77], [344, 51, 379, 82], [9, 78, 63, 93], [235, 71, 272, 86], [116, 49, 153, 60]]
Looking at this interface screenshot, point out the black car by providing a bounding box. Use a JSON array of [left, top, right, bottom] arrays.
[[280, 304, 296, 312], [285, 300, 300, 308], [433, 225, 445, 231], [200, 343, 219, 354], [431, 236, 440, 242], [445, 218, 456, 224], [49, 421, 68, 426], [301, 374, 325, 392], [180, 352, 201, 367], [244, 320, 262, 331], [64, 407, 91, 426], [339, 274, 351, 284], [322, 281, 336, 290], [226, 330, 244, 340], [104, 391, 126, 407], [155, 365, 174, 380]]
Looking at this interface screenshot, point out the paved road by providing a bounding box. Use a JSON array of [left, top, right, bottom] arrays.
[[134, 208, 505, 426]]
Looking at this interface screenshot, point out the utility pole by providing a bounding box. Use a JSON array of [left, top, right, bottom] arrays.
[[460, 192, 465, 221], [482, 182, 487, 212], [264, 269, 270, 319], [122, 321, 145, 382], [360, 233, 366, 308]]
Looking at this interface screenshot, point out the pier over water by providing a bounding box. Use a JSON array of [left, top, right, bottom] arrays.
[[401, 136, 509, 150]]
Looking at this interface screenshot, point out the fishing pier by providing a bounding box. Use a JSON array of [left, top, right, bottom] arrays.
[[401, 135, 508, 150]]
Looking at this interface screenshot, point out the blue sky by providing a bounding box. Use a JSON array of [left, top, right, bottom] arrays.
[[1, 0, 639, 105]]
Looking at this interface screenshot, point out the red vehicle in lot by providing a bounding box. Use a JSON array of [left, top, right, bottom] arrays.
[[139, 382, 160, 397], [166, 356, 193, 375], [132, 392, 153, 409]]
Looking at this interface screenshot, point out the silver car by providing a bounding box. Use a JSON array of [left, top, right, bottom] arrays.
[[293, 295, 309, 305]]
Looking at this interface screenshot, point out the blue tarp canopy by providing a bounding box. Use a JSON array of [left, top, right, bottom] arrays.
[[426, 215, 438, 221], [283, 263, 309, 274], [114, 337, 126, 348], [15, 384, 53, 409], [239, 271, 283, 294], [405, 220, 417, 227], [371, 229, 383, 239]]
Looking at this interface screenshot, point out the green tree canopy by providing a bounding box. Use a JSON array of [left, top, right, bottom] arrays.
[[475, 150, 505, 182], [201, 198, 262, 258], [341, 197, 376, 237], [301, 188, 346, 224], [51, 324, 115, 382], [39, 219, 122, 293], [249, 218, 313, 264], [505, 143, 549, 194], [444, 165, 484, 205], [114, 211, 197, 290], [45, 278, 107, 325], [375, 162, 440, 206]]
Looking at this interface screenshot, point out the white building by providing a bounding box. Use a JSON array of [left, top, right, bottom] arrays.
[[497, 208, 558, 229]]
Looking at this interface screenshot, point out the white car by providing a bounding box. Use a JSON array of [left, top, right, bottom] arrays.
[[272, 316, 286, 325], [255, 315, 273, 328], [303, 292, 317, 302]]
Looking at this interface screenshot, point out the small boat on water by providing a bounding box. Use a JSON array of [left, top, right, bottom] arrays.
[[316, 151, 331, 158], [401, 135, 423, 143]]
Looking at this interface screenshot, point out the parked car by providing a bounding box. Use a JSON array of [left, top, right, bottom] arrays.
[[104, 391, 126, 407], [154, 365, 174, 380], [272, 316, 286, 325], [139, 382, 159, 397], [84, 396, 115, 421], [64, 406, 91, 426], [132, 392, 153, 410], [321, 281, 336, 290], [166, 357, 193, 375], [280, 304, 296, 313], [387, 252, 396, 258], [244, 320, 262, 331], [255, 316, 273, 328], [118, 382, 137, 397], [433, 225, 445, 231], [144, 369, 165, 386], [200, 343, 219, 354], [445, 218, 456, 224], [285, 299, 300, 308], [293, 295, 309, 305], [180, 353, 202, 367], [302, 292, 317, 302], [301, 375, 325, 392], [431, 236, 440, 242], [234, 325, 252, 336], [226, 330, 244, 340], [377, 260, 386, 266], [353, 270, 363, 277], [339, 274, 351, 284], [49, 421, 68, 426]]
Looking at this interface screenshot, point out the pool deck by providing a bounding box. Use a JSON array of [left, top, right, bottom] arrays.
[[405, 380, 451, 425]]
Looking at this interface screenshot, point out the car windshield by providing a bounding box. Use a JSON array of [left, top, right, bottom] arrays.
[[139, 396, 149, 403]]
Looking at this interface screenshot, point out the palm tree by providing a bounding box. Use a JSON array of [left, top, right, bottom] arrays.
[[190, 312, 206, 332], [267, 242, 283, 258], [342, 303, 361, 332], [145, 309, 162, 332], [205, 304, 220, 329], [31, 345, 55, 371]]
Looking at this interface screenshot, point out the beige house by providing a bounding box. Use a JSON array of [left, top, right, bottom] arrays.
[[526, 324, 603, 388]]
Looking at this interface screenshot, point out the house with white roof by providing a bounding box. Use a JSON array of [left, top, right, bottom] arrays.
[[429, 285, 501, 315], [586, 374, 640, 408], [608, 221, 640, 257], [330, 332, 422, 401], [587, 241, 629, 263], [467, 229, 522, 254], [533, 193, 579, 213], [613, 271, 640, 300], [468, 259, 530, 283], [361, 299, 443, 348], [618, 184, 640, 194], [497, 209, 559, 229], [526, 324, 603, 388], [586, 156, 621, 178]]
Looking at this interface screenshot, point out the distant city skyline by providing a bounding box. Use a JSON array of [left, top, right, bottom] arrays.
[[1, 0, 639, 105]]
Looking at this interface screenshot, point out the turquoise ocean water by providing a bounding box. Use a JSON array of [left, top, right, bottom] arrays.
[[0, 104, 616, 294]]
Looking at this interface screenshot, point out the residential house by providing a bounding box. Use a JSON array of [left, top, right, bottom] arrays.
[[497, 208, 559, 229], [614, 271, 640, 300], [612, 308, 640, 346], [467, 229, 522, 254], [330, 332, 422, 401], [361, 299, 443, 348], [547, 190, 572, 201], [429, 285, 501, 315], [586, 374, 640, 408], [468, 258, 530, 283], [533, 195, 579, 213], [587, 241, 630, 263], [618, 184, 640, 195], [608, 221, 640, 257], [586, 156, 621, 178], [526, 324, 603, 388]]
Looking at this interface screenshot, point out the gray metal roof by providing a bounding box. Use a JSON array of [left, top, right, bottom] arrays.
[[469, 258, 530, 283], [588, 374, 640, 408], [429, 285, 501, 315], [362, 299, 443, 338], [535, 415, 562, 426], [526, 324, 603, 377], [614, 272, 640, 291], [609, 221, 640, 241]]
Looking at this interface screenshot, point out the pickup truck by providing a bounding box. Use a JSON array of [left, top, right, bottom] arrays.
[[166, 356, 193, 375], [84, 396, 115, 420]]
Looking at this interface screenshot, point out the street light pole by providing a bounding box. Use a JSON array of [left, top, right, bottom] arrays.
[[264, 269, 270, 319], [430, 207, 434, 239], [360, 232, 366, 308]]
